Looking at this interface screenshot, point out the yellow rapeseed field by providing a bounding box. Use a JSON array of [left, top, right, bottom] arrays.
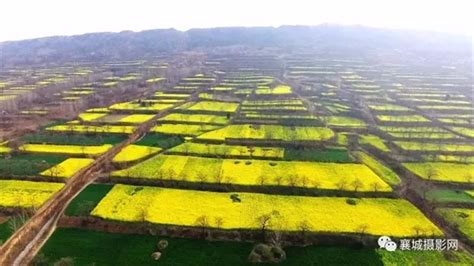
[[255, 85, 292, 95], [112, 145, 161, 163], [168, 143, 284, 159], [41, 158, 95, 179], [178, 101, 239, 112], [0, 146, 11, 153], [119, 114, 155, 123], [158, 113, 229, 124], [395, 141, 474, 152], [197, 124, 335, 142], [355, 152, 401, 185], [113, 155, 391, 191], [78, 112, 108, 121], [92, 185, 442, 237], [359, 135, 390, 152], [377, 115, 430, 123], [0, 180, 64, 208], [20, 144, 112, 156], [403, 162, 473, 183], [47, 124, 136, 134], [436, 208, 473, 240], [154, 92, 190, 98], [109, 101, 174, 112], [151, 124, 220, 136]]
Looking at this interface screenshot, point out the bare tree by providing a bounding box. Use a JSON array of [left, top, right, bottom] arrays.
[[256, 214, 272, 241], [298, 220, 311, 242], [274, 176, 283, 186], [48, 165, 64, 178], [213, 172, 224, 184], [167, 169, 177, 180], [371, 182, 380, 192], [356, 224, 369, 240], [464, 173, 473, 184], [350, 179, 364, 192], [300, 175, 308, 187], [412, 225, 424, 237], [195, 215, 210, 238], [257, 175, 267, 185], [197, 172, 207, 184], [8, 210, 30, 234], [137, 207, 147, 223], [335, 179, 347, 191], [312, 180, 321, 190], [215, 217, 224, 229], [248, 146, 256, 158], [182, 144, 190, 155], [425, 167, 437, 181], [288, 174, 299, 187]]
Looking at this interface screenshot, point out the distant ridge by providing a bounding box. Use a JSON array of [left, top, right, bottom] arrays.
[[0, 25, 470, 65]]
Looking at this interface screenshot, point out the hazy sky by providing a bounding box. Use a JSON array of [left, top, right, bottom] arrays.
[[0, 0, 472, 42]]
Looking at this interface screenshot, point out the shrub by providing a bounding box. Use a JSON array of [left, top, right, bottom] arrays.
[[230, 194, 241, 203], [157, 239, 169, 251], [151, 251, 162, 261], [346, 198, 357, 205], [248, 243, 286, 263]]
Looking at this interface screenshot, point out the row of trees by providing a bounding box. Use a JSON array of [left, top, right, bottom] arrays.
[[120, 166, 386, 192]]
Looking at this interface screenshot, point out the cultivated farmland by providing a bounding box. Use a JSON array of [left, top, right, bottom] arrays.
[[0, 26, 472, 265]]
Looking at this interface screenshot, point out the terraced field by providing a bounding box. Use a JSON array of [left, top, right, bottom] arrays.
[[197, 124, 335, 142], [92, 185, 439, 237], [0, 180, 64, 208], [0, 46, 472, 265]]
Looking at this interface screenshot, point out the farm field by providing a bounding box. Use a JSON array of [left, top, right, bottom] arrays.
[[359, 135, 390, 152], [78, 112, 108, 121], [109, 101, 174, 112], [46, 124, 136, 134], [37, 228, 473, 266], [158, 113, 229, 124], [92, 185, 439, 237], [41, 158, 95, 179], [65, 183, 113, 216], [0, 154, 67, 176], [20, 133, 127, 145], [178, 101, 239, 112], [394, 141, 474, 152], [134, 133, 183, 148], [355, 152, 401, 185], [197, 124, 335, 142], [168, 143, 284, 159], [376, 115, 430, 123], [112, 154, 391, 191], [19, 143, 112, 156], [436, 208, 474, 240], [151, 123, 221, 136], [112, 144, 162, 163], [0, 180, 64, 208], [0, 27, 473, 266], [425, 189, 474, 204], [403, 162, 473, 183], [283, 148, 353, 162]]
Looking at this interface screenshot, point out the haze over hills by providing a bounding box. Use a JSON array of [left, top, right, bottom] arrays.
[[0, 25, 471, 66]]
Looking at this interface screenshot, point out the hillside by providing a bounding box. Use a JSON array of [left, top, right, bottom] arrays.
[[0, 25, 470, 65]]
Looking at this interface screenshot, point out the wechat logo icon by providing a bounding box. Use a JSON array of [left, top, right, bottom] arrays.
[[378, 236, 397, 252]]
